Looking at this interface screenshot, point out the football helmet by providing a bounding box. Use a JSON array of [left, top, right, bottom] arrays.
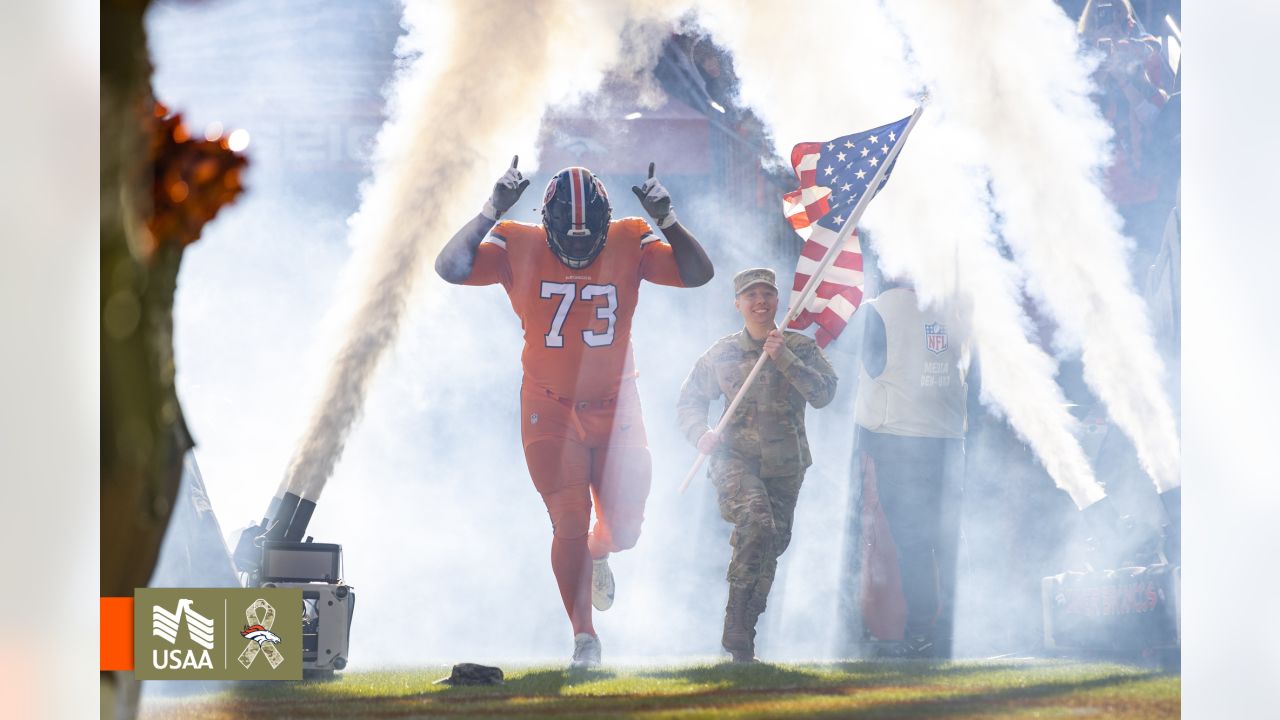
[[542, 167, 611, 269]]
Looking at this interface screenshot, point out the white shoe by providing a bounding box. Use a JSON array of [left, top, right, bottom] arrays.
[[570, 633, 602, 668], [591, 556, 615, 611]]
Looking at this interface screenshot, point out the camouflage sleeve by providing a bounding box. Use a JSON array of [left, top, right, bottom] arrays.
[[676, 350, 721, 446], [774, 336, 839, 409]]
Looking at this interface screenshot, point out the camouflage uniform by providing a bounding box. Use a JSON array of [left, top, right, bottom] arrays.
[[677, 325, 838, 657]]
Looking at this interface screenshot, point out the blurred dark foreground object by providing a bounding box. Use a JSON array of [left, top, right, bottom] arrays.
[[102, 1, 248, 716], [102, 46, 247, 603], [434, 663, 505, 686]]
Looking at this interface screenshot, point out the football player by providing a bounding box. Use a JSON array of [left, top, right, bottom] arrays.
[[435, 157, 713, 667]]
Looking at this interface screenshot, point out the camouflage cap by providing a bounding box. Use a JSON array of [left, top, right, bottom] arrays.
[[733, 267, 778, 296]]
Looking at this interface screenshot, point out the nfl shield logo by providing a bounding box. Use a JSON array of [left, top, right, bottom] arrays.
[[924, 323, 948, 354]]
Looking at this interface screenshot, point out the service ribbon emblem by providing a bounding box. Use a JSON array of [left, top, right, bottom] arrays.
[[238, 598, 285, 669]]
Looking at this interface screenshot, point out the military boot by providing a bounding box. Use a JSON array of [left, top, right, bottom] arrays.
[[743, 594, 769, 652], [722, 584, 757, 662]]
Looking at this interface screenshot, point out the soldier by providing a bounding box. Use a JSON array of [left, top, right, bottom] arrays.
[[677, 268, 838, 662]]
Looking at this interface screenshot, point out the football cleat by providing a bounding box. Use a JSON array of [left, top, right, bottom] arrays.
[[591, 556, 615, 611], [570, 632, 602, 668]]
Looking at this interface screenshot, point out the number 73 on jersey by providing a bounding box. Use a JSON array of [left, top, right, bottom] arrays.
[[540, 281, 617, 349]]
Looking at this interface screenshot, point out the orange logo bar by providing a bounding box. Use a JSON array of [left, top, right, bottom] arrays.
[[101, 597, 134, 671]]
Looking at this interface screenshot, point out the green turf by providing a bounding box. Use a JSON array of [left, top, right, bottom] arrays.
[[140, 659, 1179, 719]]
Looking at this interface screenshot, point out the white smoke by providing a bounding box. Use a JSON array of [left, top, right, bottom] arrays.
[[693, 0, 1108, 508], [283, 0, 687, 501], [885, 0, 1179, 493], [156, 0, 1181, 671], [871, 118, 1108, 510], [283, 0, 1130, 537]]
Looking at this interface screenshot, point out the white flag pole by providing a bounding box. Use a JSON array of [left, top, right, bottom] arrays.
[[679, 105, 925, 494]]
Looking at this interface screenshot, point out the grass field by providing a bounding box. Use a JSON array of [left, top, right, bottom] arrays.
[[140, 659, 1179, 719]]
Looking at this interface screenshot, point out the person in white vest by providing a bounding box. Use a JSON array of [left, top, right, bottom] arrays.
[[854, 275, 972, 659]]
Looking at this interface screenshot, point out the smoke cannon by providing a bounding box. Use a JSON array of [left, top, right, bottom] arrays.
[[1040, 493, 1182, 668], [231, 489, 353, 678]]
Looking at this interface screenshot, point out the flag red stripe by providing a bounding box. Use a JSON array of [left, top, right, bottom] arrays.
[[791, 142, 823, 171], [788, 309, 818, 330], [797, 247, 860, 271], [813, 280, 862, 301], [800, 241, 827, 261], [815, 308, 849, 347], [791, 276, 862, 302], [834, 251, 863, 271], [805, 200, 829, 222]]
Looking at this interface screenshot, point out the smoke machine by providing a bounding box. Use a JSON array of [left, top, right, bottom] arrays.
[[1043, 563, 1180, 664], [232, 492, 355, 678], [1042, 512, 1181, 668]]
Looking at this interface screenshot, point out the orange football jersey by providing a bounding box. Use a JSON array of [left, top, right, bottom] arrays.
[[464, 216, 684, 400]]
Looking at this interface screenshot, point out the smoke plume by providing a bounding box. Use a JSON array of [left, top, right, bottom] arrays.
[[156, 0, 1181, 669], [885, 0, 1179, 493], [694, 0, 1108, 508], [282, 0, 684, 500]]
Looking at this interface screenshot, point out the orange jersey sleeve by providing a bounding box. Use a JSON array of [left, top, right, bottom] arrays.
[[462, 222, 514, 288], [612, 217, 684, 288], [638, 233, 685, 288]]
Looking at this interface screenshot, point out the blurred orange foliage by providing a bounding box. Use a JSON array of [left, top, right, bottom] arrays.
[[145, 102, 248, 258]]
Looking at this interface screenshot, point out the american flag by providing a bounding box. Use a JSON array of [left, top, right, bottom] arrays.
[[783, 115, 913, 347]]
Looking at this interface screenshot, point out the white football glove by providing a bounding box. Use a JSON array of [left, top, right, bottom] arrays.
[[481, 155, 530, 220], [631, 162, 677, 229]]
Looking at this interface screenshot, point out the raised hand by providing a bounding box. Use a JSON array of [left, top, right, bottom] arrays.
[[631, 162, 677, 229], [483, 155, 531, 220]]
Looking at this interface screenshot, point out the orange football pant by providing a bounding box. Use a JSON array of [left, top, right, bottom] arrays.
[[521, 379, 653, 637]]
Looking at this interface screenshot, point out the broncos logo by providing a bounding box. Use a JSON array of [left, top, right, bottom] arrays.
[[240, 624, 283, 646]]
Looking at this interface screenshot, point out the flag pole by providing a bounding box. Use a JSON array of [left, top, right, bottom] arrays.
[[679, 105, 925, 494]]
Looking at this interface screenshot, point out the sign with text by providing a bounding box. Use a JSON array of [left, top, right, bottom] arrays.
[[134, 588, 302, 680]]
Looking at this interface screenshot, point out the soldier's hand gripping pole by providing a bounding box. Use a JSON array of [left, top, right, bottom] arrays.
[[678, 352, 772, 493]]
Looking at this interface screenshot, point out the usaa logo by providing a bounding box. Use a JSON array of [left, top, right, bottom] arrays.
[[136, 588, 300, 680], [151, 598, 216, 670]]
